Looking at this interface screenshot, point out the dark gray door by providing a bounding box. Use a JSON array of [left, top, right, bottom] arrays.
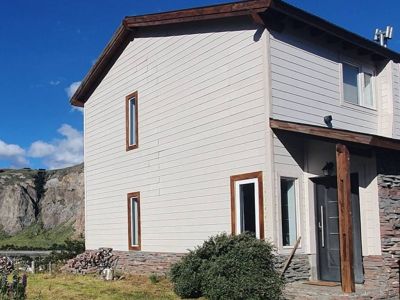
[[314, 174, 364, 283]]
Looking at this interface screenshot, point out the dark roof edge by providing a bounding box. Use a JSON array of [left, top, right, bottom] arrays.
[[270, 1, 400, 63], [71, 0, 400, 107]]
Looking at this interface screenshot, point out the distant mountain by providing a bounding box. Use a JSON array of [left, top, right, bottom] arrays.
[[0, 164, 84, 248]]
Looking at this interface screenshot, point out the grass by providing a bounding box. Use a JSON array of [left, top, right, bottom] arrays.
[[26, 273, 180, 300], [0, 223, 76, 249]]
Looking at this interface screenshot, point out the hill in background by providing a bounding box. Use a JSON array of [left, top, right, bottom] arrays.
[[0, 164, 84, 249]]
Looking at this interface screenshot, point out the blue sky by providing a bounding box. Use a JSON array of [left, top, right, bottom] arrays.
[[0, 0, 399, 169]]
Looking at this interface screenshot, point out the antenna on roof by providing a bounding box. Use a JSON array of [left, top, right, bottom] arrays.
[[374, 26, 393, 48]]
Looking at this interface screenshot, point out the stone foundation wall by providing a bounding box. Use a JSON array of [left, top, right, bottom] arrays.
[[113, 251, 185, 275], [275, 254, 310, 282], [114, 251, 310, 281]]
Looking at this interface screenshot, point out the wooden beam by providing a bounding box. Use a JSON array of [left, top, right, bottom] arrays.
[[336, 144, 355, 293], [270, 119, 400, 151], [250, 12, 265, 26]]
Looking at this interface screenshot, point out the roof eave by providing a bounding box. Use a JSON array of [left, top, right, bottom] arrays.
[[70, 0, 400, 107]]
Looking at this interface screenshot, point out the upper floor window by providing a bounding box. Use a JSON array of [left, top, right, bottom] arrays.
[[126, 92, 138, 151], [342, 62, 375, 108]]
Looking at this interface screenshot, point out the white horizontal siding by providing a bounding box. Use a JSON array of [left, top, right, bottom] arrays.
[[270, 30, 378, 135], [392, 62, 400, 138], [84, 22, 267, 253]]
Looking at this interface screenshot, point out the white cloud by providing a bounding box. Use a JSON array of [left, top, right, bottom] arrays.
[[66, 81, 84, 114], [72, 106, 84, 113], [0, 124, 83, 170], [0, 140, 28, 168], [28, 141, 56, 157], [49, 80, 61, 86], [28, 124, 83, 170], [65, 81, 81, 98]]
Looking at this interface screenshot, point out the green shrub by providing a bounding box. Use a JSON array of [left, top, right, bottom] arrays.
[[170, 233, 284, 300], [148, 273, 160, 284], [170, 252, 203, 298]]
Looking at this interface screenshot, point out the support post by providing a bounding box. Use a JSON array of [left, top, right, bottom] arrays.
[[336, 144, 355, 293]]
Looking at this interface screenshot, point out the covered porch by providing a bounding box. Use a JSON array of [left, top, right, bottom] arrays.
[[270, 119, 400, 297]]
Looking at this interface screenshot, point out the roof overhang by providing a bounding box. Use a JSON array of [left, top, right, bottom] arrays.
[[270, 118, 400, 151], [71, 0, 400, 107]]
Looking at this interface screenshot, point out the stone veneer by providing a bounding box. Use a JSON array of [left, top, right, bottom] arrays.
[[365, 173, 400, 299], [112, 251, 185, 275], [275, 254, 311, 282]]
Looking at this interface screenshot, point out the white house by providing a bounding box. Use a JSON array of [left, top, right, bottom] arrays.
[[71, 0, 400, 297]]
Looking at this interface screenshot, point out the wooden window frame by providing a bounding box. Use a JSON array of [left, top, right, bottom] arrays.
[[127, 192, 141, 250], [230, 171, 264, 240], [125, 91, 139, 151]]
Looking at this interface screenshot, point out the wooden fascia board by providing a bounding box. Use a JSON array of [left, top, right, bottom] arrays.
[[270, 119, 400, 151], [123, 0, 271, 28], [70, 24, 133, 107]]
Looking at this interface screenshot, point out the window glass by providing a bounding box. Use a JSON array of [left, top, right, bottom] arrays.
[[281, 178, 297, 246], [130, 197, 139, 246], [239, 183, 256, 234], [129, 98, 136, 146], [363, 72, 374, 107], [343, 63, 359, 104]]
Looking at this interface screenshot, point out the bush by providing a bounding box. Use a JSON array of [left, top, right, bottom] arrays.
[[170, 253, 203, 298], [170, 233, 284, 300]]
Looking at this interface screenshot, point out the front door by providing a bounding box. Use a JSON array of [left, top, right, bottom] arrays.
[[313, 174, 364, 283]]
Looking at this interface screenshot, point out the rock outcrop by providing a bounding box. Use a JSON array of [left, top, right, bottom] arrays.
[[0, 164, 84, 238]]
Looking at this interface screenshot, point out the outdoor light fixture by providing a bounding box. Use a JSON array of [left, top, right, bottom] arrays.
[[322, 162, 334, 176], [324, 115, 333, 128]]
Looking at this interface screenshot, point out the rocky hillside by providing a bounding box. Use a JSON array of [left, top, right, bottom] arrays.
[[0, 164, 84, 240]]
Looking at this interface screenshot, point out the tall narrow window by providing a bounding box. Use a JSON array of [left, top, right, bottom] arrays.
[[230, 172, 264, 239], [363, 72, 374, 108], [343, 63, 359, 105], [126, 92, 138, 151], [280, 178, 298, 247], [127, 192, 141, 250]]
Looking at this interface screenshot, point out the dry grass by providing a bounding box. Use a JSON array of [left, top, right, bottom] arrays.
[[26, 273, 180, 300]]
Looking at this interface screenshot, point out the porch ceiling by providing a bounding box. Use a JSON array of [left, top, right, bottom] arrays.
[[270, 118, 400, 151]]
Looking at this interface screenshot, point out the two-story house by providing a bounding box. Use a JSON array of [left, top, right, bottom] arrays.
[[71, 0, 400, 297]]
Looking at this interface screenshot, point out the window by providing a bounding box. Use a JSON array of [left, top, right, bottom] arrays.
[[280, 178, 298, 247], [126, 91, 138, 151], [230, 172, 264, 239], [342, 62, 375, 108], [127, 192, 141, 250]]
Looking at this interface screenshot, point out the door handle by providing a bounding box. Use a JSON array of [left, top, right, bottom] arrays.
[[318, 205, 325, 248]]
